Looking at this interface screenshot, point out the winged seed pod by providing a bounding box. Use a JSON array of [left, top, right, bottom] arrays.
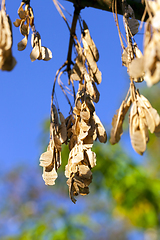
[[83, 20, 99, 62], [84, 73, 100, 103], [129, 93, 160, 155], [30, 32, 52, 62], [110, 97, 132, 145], [144, 30, 160, 86], [81, 29, 102, 85], [122, 43, 144, 82], [14, 1, 52, 61], [39, 144, 59, 185], [141, 1, 160, 86], [82, 37, 97, 73], [129, 100, 149, 155], [65, 143, 95, 203], [14, 2, 33, 51], [39, 105, 67, 185], [93, 113, 107, 143], [147, 0, 160, 30], [137, 94, 160, 134], [70, 56, 85, 81], [0, 9, 17, 71], [128, 44, 144, 81]]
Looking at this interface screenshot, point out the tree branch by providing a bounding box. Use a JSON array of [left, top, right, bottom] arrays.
[[67, 6, 80, 71], [64, 0, 145, 20]]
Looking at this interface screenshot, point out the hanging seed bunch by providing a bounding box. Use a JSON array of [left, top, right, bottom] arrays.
[[110, 0, 160, 155], [141, 0, 160, 86], [65, 82, 107, 203], [13, 0, 52, 61], [0, 2, 16, 71], [126, 0, 160, 86], [40, 103, 67, 185], [110, 82, 160, 155], [39, 18, 107, 203], [120, 2, 144, 83], [65, 21, 106, 202], [70, 20, 102, 85]]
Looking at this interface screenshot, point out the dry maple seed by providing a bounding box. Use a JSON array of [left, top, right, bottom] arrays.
[[0, 4, 17, 71]]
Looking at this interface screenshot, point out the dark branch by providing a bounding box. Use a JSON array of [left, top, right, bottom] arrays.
[[64, 0, 145, 21], [67, 6, 81, 71]]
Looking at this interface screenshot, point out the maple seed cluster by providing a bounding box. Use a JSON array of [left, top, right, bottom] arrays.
[[39, 20, 107, 203], [14, 1, 52, 62], [40, 105, 66, 186], [0, 5, 16, 71], [111, 1, 160, 155], [128, 0, 160, 86], [110, 83, 160, 155]]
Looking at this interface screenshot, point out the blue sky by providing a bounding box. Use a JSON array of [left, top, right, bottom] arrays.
[[0, 0, 147, 171]]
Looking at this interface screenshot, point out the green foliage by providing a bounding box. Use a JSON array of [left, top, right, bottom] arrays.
[[92, 143, 160, 228]]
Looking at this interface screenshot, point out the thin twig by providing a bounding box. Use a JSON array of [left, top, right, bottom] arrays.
[[58, 69, 73, 112], [71, 79, 76, 102], [52, 0, 71, 31], [144, 0, 152, 20], [66, 7, 81, 72], [139, 6, 147, 30], [51, 61, 67, 104], [112, 0, 125, 50]]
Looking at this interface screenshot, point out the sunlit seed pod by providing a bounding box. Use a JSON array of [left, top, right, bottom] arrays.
[[39, 150, 53, 167], [75, 98, 82, 110], [72, 116, 80, 135], [18, 36, 28, 51], [80, 110, 90, 121], [93, 113, 107, 143], [86, 149, 96, 168], [73, 106, 80, 116], [93, 68, 102, 85], [39, 47, 52, 61], [42, 168, 58, 186], [30, 45, 40, 62], [78, 131, 89, 140], [78, 165, 92, 178], [80, 119, 91, 132], [82, 20, 99, 62]]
